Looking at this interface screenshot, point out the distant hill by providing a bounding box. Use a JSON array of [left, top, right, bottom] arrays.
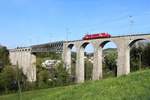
[[71, 48, 117, 58], [85, 48, 117, 57], [103, 48, 117, 55]]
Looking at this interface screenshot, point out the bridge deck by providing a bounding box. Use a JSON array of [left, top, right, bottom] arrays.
[[67, 33, 150, 42]]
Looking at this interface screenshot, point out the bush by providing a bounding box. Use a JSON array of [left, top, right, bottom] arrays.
[[103, 52, 117, 77], [0, 65, 27, 94], [36, 61, 72, 89], [37, 69, 50, 88], [85, 59, 93, 80], [53, 63, 71, 86], [0, 47, 10, 72], [0, 66, 16, 93]]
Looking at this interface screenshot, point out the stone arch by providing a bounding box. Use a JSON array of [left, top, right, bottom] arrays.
[[68, 43, 77, 81], [81, 42, 90, 48], [67, 43, 74, 49], [65, 43, 75, 74], [100, 40, 118, 49], [99, 40, 118, 78], [129, 38, 146, 47], [129, 38, 150, 72]]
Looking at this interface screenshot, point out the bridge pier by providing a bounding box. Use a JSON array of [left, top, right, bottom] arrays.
[[9, 48, 37, 82], [92, 44, 102, 80], [76, 46, 85, 83], [117, 39, 130, 76], [29, 53, 36, 82], [63, 44, 72, 74]]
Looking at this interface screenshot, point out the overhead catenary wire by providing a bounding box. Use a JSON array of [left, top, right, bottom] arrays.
[[79, 12, 149, 36], [66, 28, 71, 42]]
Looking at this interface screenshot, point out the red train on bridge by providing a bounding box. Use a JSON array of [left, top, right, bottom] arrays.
[[82, 32, 111, 40]]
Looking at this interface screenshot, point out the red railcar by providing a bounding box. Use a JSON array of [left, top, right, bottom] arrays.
[[82, 32, 111, 40]]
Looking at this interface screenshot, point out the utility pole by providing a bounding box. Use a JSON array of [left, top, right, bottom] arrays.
[[66, 28, 71, 42], [129, 15, 134, 37], [49, 33, 53, 42]]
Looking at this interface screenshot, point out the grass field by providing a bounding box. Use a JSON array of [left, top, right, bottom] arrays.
[[1, 69, 150, 100]]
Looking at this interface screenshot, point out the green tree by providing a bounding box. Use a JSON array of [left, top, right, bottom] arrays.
[[130, 42, 145, 72], [103, 51, 117, 77], [52, 62, 71, 86], [0, 66, 16, 93], [0, 47, 10, 71], [36, 52, 61, 60], [143, 43, 150, 67], [37, 69, 50, 88], [84, 59, 93, 80], [0, 65, 27, 94]]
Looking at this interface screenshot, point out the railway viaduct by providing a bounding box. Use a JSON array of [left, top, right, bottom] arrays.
[[63, 34, 150, 83], [9, 34, 150, 82], [9, 41, 63, 82]]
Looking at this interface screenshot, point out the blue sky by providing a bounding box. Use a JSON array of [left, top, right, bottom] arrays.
[[0, 0, 150, 48]]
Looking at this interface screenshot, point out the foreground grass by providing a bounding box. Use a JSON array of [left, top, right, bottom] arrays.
[[1, 70, 150, 100]]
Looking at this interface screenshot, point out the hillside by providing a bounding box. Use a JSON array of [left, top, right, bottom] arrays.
[[103, 48, 117, 55], [1, 69, 150, 100], [71, 48, 117, 58]]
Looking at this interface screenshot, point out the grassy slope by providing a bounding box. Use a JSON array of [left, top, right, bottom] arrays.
[[1, 70, 150, 100]]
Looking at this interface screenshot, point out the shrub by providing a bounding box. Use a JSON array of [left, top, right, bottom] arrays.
[[37, 69, 50, 88], [0, 65, 27, 94]]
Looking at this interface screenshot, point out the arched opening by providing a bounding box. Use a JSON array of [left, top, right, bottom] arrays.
[[129, 39, 150, 72], [66, 43, 74, 71], [100, 41, 118, 78], [70, 45, 76, 82], [81, 42, 94, 81]]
